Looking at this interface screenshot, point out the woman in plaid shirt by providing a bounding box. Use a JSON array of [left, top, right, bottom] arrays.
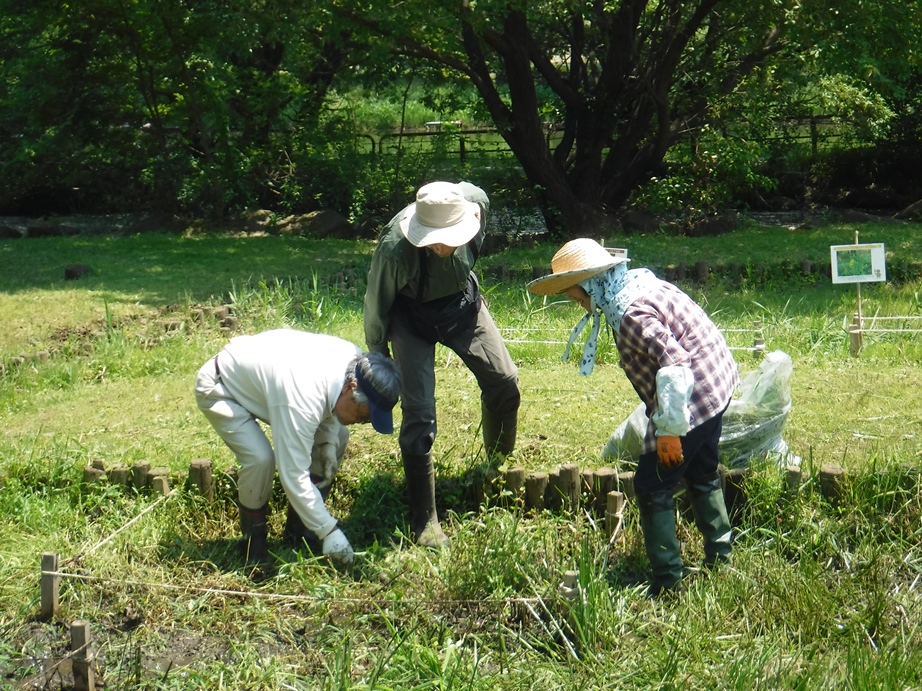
[[529, 239, 739, 596]]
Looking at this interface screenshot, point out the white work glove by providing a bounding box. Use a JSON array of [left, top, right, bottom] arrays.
[[651, 365, 694, 437], [321, 528, 354, 566]]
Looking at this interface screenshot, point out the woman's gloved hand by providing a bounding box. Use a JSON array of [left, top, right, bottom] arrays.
[[657, 435, 684, 467]]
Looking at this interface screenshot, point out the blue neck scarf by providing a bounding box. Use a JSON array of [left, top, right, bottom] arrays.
[[563, 266, 658, 375]]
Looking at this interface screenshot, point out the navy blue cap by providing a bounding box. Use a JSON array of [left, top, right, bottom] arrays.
[[354, 364, 397, 434]]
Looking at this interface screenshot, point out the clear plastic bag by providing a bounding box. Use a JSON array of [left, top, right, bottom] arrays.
[[602, 350, 799, 468]]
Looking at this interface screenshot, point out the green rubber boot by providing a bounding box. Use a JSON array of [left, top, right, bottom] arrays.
[[637, 491, 684, 597], [403, 453, 450, 550], [688, 472, 733, 566]]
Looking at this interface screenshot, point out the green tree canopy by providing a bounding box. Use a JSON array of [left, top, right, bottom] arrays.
[[341, 0, 922, 235]]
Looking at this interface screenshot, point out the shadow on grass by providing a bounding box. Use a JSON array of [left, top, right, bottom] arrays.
[[156, 463, 499, 576]]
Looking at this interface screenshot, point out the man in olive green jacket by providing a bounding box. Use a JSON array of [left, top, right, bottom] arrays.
[[364, 181, 520, 548]]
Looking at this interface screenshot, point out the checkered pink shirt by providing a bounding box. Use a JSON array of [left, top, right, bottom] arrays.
[[616, 280, 739, 455]]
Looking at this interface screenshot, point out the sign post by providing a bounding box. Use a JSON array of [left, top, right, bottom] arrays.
[[830, 232, 886, 356]]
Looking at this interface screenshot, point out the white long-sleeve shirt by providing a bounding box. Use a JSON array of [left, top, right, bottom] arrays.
[[217, 329, 356, 536]]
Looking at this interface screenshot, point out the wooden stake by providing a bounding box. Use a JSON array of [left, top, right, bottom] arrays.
[[819, 465, 846, 505], [545, 468, 562, 511], [723, 467, 750, 523], [558, 464, 580, 512], [83, 466, 105, 484], [108, 466, 130, 489], [151, 474, 170, 496], [594, 468, 617, 512], [71, 620, 95, 691], [785, 465, 803, 494], [616, 470, 635, 500], [524, 472, 548, 511], [501, 466, 526, 498], [605, 491, 625, 538], [188, 458, 215, 501], [40, 552, 59, 621], [849, 313, 863, 357], [132, 460, 151, 489]]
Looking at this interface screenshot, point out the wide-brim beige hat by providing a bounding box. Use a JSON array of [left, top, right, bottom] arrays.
[[399, 181, 482, 248], [527, 238, 627, 295]]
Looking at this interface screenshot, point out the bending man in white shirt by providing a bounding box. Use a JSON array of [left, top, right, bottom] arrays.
[[195, 329, 401, 567]]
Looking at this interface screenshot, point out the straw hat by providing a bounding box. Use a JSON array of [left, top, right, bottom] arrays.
[[526, 238, 627, 295], [399, 181, 482, 248]]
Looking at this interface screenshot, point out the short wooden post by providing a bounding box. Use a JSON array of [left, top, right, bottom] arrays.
[[501, 466, 527, 500], [785, 465, 803, 494], [108, 466, 131, 489], [558, 464, 581, 512], [581, 469, 596, 505], [605, 491, 625, 538], [478, 466, 500, 504], [151, 474, 170, 496], [132, 460, 151, 490], [83, 466, 105, 484], [188, 458, 215, 501], [819, 465, 846, 505], [557, 570, 579, 618], [723, 467, 750, 524], [545, 468, 562, 511], [849, 313, 862, 357], [71, 620, 96, 691], [147, 466, 170, 482], [594, 468, 617, 512], [616, 471, 635, 500], [524, 472, 548, 511], [40, 552, 60, 621], [695, 261, 709, 283]]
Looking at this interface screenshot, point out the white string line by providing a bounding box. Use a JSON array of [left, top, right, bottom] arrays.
[[855, 329, 922, 334], [64, 491, 174, 566], [860, 316, 922, 321]]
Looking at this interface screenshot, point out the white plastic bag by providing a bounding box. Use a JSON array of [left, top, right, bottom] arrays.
[[602, 350, 799, 468]]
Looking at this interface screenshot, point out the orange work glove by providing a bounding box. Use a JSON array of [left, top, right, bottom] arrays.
[[656, 436, 684, 467]]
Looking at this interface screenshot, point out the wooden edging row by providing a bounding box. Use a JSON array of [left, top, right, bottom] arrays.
[[481, 461, 853, 526], [78, 457, 856, 520]]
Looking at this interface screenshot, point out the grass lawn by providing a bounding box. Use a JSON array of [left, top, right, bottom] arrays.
[[1, 221, 921, 689]]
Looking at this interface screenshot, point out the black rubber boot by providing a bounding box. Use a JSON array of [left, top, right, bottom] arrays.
[[636, 491, 684, 597], [688, 472, 733, 566], [239, 503, 270, 565], [403, 453, 449, 549], [481, 402, 518, 463]]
